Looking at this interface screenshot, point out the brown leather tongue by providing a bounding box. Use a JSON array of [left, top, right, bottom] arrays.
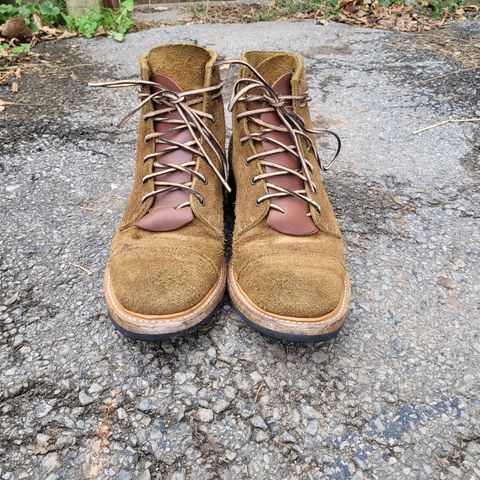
[[136, 74, 194, 232], [255, 58, 318, 236]]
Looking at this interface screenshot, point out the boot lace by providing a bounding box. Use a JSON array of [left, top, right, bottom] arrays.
[[89, 79, 231, 208], [218, 59, 340, 214]]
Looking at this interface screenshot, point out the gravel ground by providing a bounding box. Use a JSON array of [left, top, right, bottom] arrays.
[[1, 19, 479, 480]]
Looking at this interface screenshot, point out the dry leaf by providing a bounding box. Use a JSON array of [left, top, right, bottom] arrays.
[[337, 0, 356, 8], [57, 30, 78, 40], [11, 81, 18, 93], [40, 26, 58, 36], [32, 12, 43, 30], [94, 26, 106, 37]]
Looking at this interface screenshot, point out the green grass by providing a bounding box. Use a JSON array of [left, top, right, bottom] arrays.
[[420, 0, 472, 16]]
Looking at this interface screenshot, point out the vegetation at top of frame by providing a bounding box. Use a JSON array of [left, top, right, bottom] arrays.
[[276, 0, 474, 16], [189, 0, 478, 24], [0, 0, 134, 46]]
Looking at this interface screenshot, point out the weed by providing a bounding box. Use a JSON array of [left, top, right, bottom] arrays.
[[0, 0, 135, 41]]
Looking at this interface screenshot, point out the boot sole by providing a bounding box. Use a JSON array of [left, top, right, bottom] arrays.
[[228, 263, 350, 343], [104, 263, 227, 341]]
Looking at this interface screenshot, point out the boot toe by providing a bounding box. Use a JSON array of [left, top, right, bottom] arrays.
[[237, 255, 346, 318], [109, 247, 219, 316]]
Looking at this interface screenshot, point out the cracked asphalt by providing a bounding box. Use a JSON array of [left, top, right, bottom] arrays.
[[1, 19, 479, 480]]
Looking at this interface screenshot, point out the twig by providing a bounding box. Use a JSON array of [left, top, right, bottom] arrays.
[[254, 383, 266, 402], [0, 101, 49, 107], [412, 118, 480, 135], [390, 194, 416, 213], [72, 263, 93, 275], [49, 63, 96, 71]]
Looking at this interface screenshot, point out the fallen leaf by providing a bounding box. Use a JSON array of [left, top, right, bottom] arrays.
[[337, 0, 356, 8], [11, 81, 18, 93], [32, 12, 43, 30], [57, 30, 77, 40], [437, 276, 457, 290], [94, 26, 106, 37]]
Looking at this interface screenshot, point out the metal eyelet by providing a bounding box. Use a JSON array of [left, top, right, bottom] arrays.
[[255, 199, 260, 207], [198, 196, 205, 206], [250, 177, 257, 186]]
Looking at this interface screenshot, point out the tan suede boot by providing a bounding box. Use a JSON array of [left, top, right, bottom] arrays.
[[91, 45, 229, 340], [225, 51, 350, 342]]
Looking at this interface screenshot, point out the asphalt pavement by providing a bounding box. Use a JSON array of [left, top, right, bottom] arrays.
[[1, 19, 479, 480]]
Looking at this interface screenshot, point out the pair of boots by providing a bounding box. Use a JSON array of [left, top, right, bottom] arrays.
[[92, 44, 350, 343]]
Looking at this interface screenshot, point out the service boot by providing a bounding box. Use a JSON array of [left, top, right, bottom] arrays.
[[226, 51, 350, 342], [92, 44, 228, 340]]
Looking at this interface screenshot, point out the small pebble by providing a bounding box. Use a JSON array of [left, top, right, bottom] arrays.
[[196, 408, 214, 423], [78, 391, 94, 406]]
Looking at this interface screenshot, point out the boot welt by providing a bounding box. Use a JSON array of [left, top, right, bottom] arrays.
[[104, 263, 226, 341], [228, 263, 350, 343]]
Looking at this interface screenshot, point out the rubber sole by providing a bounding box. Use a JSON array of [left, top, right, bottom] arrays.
[[110, 312, 214, 341], [228, 263, 350, 343], [104, 263, 227, 342], [237, 310, 341, 343]]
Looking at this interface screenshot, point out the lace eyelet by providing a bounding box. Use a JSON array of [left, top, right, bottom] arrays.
[[255, 199, 260, 207], [250, 177, 257, 186], [202, 177, 208, 185], [198, 196, 205, 206]]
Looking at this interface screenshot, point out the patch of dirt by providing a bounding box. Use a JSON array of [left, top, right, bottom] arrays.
[[0, 39, 111, 151], [460, 134, 480, 178], [404, 27, 480, 69]]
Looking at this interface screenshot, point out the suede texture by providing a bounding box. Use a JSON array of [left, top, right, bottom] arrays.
[[230, 51, 348, 318], [108, 44, 226, 315]]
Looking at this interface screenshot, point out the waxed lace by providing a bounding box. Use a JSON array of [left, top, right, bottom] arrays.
[[218, 59, 341, 214], [89, 79, 230, 208]]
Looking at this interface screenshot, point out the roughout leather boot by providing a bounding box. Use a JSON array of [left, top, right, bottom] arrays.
[[225, 51, 350, 342], [91, 45, 229, 340]]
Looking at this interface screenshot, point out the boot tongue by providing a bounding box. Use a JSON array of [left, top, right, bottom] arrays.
[[252, 54, 318, 236], [137, 45, 216, 232], [136, 73, 194, 232], [145, 45, 209, 91]]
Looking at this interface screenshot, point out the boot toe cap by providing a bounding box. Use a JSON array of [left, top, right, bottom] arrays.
[[236, 255, 346, 319], [109, 247, 219, 316]]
